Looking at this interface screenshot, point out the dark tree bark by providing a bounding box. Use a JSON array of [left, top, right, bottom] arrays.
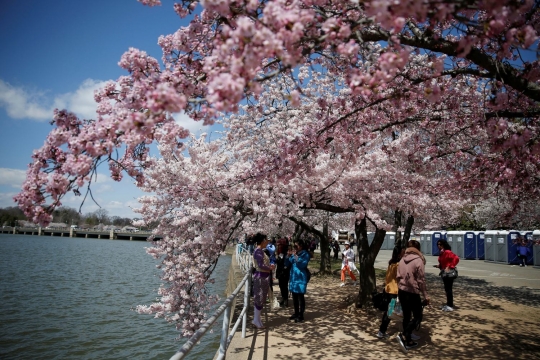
[[355, 217, 386, 308], [393, 209, 403, 250], [288, 216, 332, 274], [402, 215, 415, 247]]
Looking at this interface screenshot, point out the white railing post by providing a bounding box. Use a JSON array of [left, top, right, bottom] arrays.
[[218, 303, 231, 359], [242, 255, 251, 338]]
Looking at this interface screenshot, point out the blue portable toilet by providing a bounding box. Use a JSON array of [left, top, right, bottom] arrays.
[[475, 231, 485, 260], [483, 230, 498, 262], [513, 231, 534, 265], [419, 231, 446, 256]]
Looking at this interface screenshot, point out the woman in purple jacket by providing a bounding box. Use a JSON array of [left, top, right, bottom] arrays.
[[252, 232, 275, 329]]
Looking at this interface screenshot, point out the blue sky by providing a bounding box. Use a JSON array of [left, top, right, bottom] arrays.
[[0, 0, 210, 218]]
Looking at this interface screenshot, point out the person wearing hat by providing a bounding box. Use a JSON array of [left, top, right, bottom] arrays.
[[340, 241, 357, 286]]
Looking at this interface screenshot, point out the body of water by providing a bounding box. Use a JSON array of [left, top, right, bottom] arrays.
[[0, 234, 231, 360]]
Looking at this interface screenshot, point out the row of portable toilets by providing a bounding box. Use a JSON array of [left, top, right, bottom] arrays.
[[367, 230, 540, 266]]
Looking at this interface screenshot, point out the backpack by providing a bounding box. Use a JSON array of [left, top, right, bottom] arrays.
[[306, 268, 312, 283]]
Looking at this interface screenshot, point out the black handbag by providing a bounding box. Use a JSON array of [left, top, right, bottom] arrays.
[[372, 291, 390, 311], [440, 268, 458, 279]]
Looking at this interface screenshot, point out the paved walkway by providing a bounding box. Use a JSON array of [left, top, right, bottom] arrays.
[[223, 248, 540, 360]]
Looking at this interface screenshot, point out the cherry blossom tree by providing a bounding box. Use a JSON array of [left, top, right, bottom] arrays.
[[13, 0, 540, 334]]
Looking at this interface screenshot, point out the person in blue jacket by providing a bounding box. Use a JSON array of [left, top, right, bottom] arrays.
[[286, 239, 311, 323]]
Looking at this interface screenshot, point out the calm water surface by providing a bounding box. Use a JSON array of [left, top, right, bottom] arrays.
[[0, 234, 231, 360]]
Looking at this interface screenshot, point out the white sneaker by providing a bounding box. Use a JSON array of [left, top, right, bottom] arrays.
[[376, 331, 389, 339], [443, 306, 454, 312], [340, 282, 345, 287], [396, 333, 408, 353], [411, 333, 421, 341]]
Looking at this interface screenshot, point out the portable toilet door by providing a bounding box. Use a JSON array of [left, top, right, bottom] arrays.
[[455, 232, 465, 259], [483, 230, 498, 262], [504, 230, 524, 265], [463, 231, 476, 259], [431, 232, 445, 256], [494, 230, 520, 264], [446, 232, 455, 256], [446, 231, 465, 259], [494, 231, 510, 263], [419, 231, 431, 255], [385, 232, 396, 250], [475, 231, 485, 260], [517, 231, 534, 265]]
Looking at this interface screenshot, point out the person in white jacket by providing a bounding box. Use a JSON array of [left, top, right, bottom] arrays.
[[340, 242, 357, 286]]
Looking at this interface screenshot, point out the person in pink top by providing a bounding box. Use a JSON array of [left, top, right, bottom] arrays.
[[395, 240, 430, 353], [435, 239, 460, 312]]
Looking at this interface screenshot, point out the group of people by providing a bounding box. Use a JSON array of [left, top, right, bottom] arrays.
[[377, 239, 459, 353], [248, 232, 461, 353], [250, 233, 312, 329]]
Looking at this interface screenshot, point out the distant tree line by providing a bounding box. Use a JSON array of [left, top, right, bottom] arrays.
[[1, 206, 136, 228]]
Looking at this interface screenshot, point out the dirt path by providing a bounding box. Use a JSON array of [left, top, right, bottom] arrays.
[[226, 270, 540, 360]]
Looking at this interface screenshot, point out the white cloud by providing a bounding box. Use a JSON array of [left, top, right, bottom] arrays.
[[53, 79, 108, 120], [172, 111, 209, 135], [0, 192, 18, 208], [0, 168, 26, 188], [0, 78, 108, 121]]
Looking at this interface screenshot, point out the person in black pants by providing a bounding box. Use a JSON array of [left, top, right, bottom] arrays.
[[276, 238, 290, 306], [377, 247, 403, 338], [396, 240, 430, 353]]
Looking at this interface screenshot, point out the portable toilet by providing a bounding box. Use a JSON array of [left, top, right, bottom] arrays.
[[533, 230, 540, 241], [384, 232, 396, 250], [475, 231, 485, 260], [418, 231, 446, 255], [493, 230, 521, 264], [516, 231, 534, 266], [483, 230, 498, 262], [463, 231, 476, 259], [446, 231, 475, 259], [419, 231, 430, 255], [446, 231, 456, 256]]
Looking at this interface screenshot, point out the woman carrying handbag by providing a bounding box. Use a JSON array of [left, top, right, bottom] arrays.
[[435, 239, 460, 312], [377, 247, 404, 338]]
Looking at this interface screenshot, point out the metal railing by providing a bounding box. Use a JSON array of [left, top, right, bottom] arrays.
[[169, 245, 252, 360]]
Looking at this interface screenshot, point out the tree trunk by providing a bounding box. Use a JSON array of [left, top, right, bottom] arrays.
[[319, 217, 332, 273], [393, 209, 402, 250], [292, 223, 304, 243], [355, 218, 386, 308], [402, 215, 415, 247]]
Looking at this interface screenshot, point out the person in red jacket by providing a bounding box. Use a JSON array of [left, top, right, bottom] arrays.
[[435, 239, 460, 312]]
